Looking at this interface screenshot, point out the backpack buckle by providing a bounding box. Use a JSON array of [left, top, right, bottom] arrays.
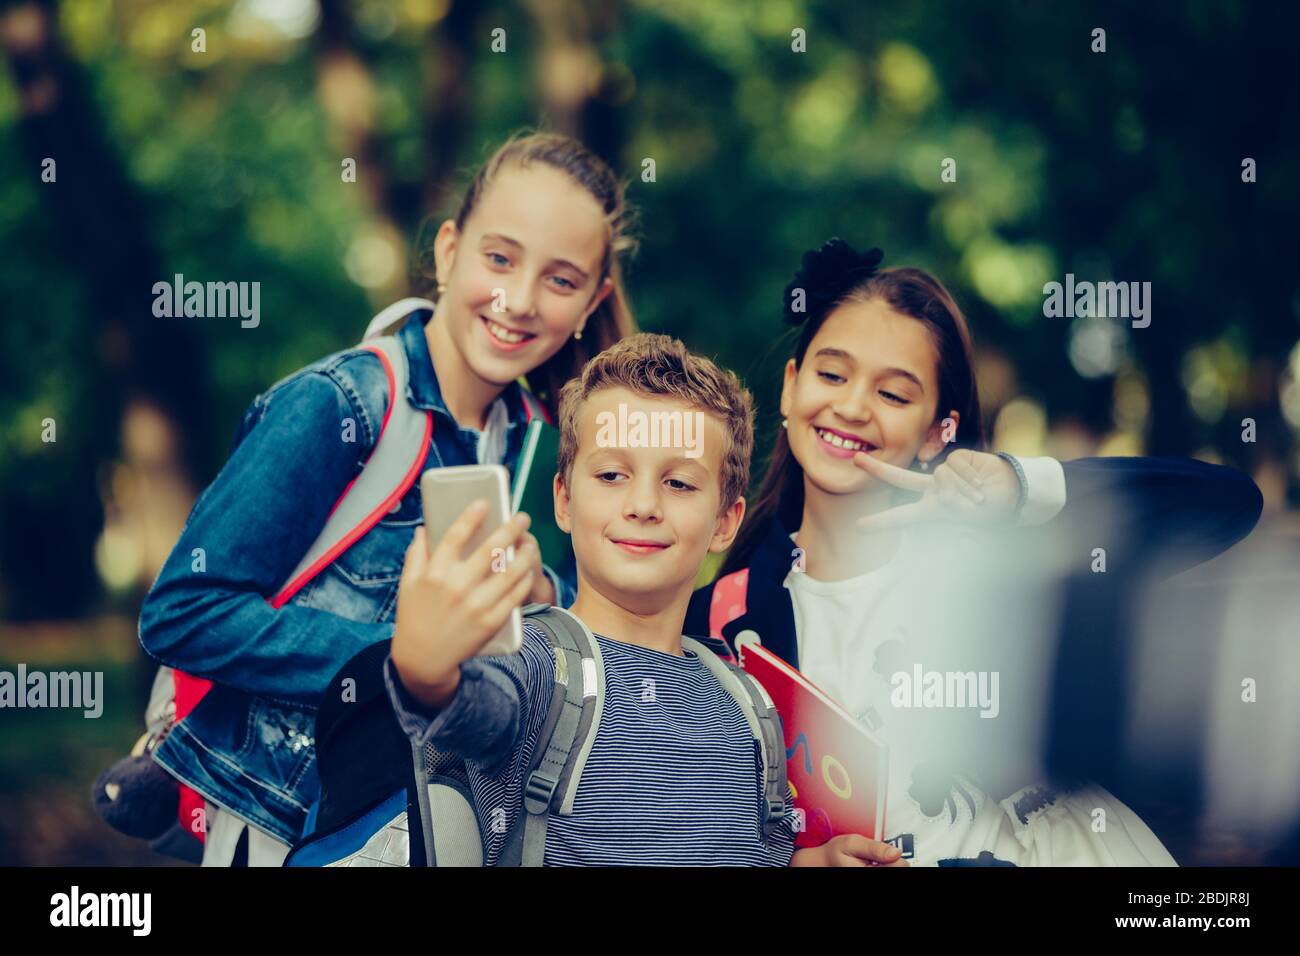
[[524, 769, 559, 815], [765, 797, 786, 823]]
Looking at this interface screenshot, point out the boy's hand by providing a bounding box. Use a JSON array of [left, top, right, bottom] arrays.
[[791, 834, 909, 867], [517, 529, 556, 605], [391, 500, 537, 709]]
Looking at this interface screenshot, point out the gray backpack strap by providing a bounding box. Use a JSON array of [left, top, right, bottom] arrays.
[[275, 296, 436, 604], [363, 296, 435, 339], [499, 605, 603, 866], [546, 608, 606, 815], [271, 333, 431, 606], [410, 739, 437, 866], [683, 636, 789, 842]]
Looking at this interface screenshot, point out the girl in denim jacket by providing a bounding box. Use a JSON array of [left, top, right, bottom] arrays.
[[139, 133, 637, 864]]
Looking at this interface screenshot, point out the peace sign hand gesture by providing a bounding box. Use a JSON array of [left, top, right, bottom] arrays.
[[853, 449, 1021, 532]]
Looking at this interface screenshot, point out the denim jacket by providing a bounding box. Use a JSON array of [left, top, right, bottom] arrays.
[[138, 310, 576, 843]]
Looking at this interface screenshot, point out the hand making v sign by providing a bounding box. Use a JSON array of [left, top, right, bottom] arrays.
[[853, 449, 1022, 532]]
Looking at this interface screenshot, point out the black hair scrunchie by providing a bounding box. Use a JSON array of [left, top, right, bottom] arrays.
[[782, 238, 885, 326]]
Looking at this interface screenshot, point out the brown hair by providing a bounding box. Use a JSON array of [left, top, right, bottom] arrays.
[[556, 333, 755, 514], [414, 131, 639, 411], [720, 264, 984, 577]]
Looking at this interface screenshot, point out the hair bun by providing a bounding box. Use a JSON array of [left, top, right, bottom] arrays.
[[782, 238, 885, 326]]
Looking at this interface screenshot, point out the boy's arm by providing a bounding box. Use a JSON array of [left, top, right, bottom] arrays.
[[385, 501, 543, 768], [382, 626, 555, 769]]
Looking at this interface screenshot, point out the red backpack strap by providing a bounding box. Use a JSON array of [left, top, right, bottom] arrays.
[[171, 666, 213, 840], [271, 337, 431, 608], [518, 380, 554, 426], [708, 568, 750, 639]]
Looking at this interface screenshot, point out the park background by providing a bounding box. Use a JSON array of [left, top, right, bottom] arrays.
[[1, 0, 1297, 865]]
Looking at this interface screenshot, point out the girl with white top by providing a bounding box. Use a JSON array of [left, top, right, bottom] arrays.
[[686, 238, 1262, 866]]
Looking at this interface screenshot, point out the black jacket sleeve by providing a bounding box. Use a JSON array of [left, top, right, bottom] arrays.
[[1056, 457, 1262, 579]]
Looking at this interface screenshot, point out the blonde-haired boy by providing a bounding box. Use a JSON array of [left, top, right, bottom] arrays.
[[386, 333, 795, 864]]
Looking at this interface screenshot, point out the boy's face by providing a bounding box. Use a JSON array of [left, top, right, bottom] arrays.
[[555, 386, 744, 610]]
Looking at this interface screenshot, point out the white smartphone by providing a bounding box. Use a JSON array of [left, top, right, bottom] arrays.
[[419, 464, 524, 656]]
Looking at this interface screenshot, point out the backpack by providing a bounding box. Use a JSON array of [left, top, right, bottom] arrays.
[[283, 604, 790, 866], [93, 298, 551, 860]]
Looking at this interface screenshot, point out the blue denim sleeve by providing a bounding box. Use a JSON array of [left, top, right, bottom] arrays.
[[382, 624, 557, 773], [138, 359, 391, 706]]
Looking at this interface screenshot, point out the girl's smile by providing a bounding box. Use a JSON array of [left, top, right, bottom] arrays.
[[812, 424, 878, 458], [479, 314, 538, 351]]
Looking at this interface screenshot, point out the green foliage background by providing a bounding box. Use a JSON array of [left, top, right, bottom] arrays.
[[1, 0, 1296, 616], [0, 0, 1296, 868]]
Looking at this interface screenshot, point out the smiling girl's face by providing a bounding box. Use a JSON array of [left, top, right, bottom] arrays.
[[780, 297, 958, 496], [433, 162, 613, 388]]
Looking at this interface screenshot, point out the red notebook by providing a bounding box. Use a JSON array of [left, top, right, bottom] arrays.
[[738, 639, 889, 848]]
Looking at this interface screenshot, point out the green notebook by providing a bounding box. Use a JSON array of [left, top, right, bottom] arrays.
[[511, 418, 576, 585]]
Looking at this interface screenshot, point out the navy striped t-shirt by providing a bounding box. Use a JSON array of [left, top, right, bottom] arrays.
[[384, 619, 796, 866]]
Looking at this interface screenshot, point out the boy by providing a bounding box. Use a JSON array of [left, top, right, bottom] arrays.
[[385, 333, 904, 866]]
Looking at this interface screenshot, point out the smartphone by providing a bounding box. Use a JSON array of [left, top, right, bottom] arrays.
[[419, 464, 523, 656]]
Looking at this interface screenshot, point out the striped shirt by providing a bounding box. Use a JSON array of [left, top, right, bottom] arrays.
[[384, 619, 796, 866]]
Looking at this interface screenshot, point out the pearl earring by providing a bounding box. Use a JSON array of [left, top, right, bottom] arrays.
[[919, 459, 929, 471], [781, 418, 788, 429], [436, 282, 447, 295], [574, 327, 583, 341]]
